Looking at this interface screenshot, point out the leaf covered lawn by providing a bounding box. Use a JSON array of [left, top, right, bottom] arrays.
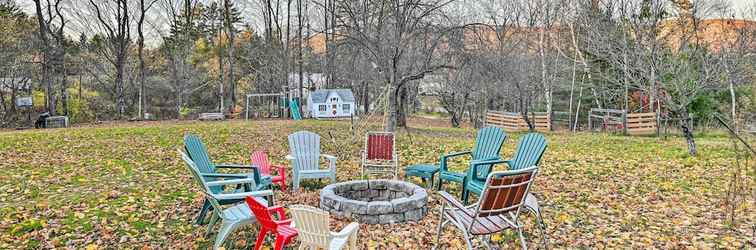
[[0, 119, 753, 249]]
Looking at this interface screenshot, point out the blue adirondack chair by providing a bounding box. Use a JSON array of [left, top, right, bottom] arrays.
[[462, 132, 548, 228], [180, 150, 274, 250], [287, 131, 337, 190], [184, 134, 270, 224], [437, 126, 507, 196]]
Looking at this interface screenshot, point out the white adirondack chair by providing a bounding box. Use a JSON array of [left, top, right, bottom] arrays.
[[290, 205, 359, 250], [286, 131, 337, 190], [180, 150, 273, 250]]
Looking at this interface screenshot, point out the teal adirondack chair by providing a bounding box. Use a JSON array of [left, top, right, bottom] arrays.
[[286, 131, 337, 190], [462, 132, 547, 227], [184, 134, 270, 224], [180, 150, 273, 250], [437, 127, 507, 196]]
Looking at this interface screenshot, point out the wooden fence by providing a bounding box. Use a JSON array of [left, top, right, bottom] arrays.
[[486, 111, 551, 132], [626, 112, 657, 135]]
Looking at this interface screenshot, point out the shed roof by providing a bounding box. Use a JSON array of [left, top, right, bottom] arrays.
[[310, 89, 355, 103]]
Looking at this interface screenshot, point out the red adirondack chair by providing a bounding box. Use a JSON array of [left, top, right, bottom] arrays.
[[361, 132, 398, 178], [251, 151, 287, 191], [245, 196, 298, 250]]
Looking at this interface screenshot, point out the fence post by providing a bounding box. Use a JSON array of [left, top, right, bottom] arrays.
[[245, 95, 250, 120], [622, 110, 628, 135]]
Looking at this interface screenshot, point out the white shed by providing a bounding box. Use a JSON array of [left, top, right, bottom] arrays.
[[307, 89, 356, 119]]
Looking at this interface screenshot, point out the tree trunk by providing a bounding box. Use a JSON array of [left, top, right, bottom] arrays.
[[384, 85, 398, 132], [224, 0, 237, 114], [680, 113, 697, 155], [362, 81, 369, 114], [33, 0, 55, 116], [397, 85, 408, 128]]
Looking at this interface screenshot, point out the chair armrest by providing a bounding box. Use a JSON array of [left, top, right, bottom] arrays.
[[443, 151, 472, 158], [331, 222, 359, 238], [215, 163, 256, 169], [439, 151, 471, 172], [322, 154, 337, 171], [206, 178, 256, 187], [214, 190, 274, 200], [268, 205, 287, 219], [271, 165, 287, 177], [321, 154, 337, 161], [275, 219, 293, 226], [438, 191, 471, 216], [285, 155, 295, 160], [201, 173, 250, 179]]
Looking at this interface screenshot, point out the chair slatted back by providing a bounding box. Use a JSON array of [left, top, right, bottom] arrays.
[[251, 151, 273, 176], [246, 196, 278, 229], [290, 205, 331, 247], [180, 149, 229, 214], [475, 166, 538, 219], [470, 127, 507, 179], [509, 133, 548, 170], [365, 132, 395, 161], [471, 127, 507, 160], [288, 131, 321, 171], [184, 134, 217, 173]]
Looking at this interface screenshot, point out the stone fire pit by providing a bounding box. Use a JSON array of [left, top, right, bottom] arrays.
[[320, 180, 428, 224]]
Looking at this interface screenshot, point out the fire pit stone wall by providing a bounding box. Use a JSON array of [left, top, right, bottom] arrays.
[[320, 179, 429, 224]]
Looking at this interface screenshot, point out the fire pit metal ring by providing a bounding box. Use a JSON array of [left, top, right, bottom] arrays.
[[320, 179, 429, 224]]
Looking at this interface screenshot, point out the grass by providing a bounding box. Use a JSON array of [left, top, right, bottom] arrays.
[[0, 119, 753, 249]]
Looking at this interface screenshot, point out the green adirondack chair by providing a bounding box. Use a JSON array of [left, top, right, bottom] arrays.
[[184, 134, 270, 224], [180, 150, 274, 250], [462, 132, 548, 235], [437, 126, 507, 196]]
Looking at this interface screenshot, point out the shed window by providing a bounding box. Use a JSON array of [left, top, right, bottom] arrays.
[[342, 104, 350, 112], [318, 105, 327, 111], [330, 97, 338, 102]]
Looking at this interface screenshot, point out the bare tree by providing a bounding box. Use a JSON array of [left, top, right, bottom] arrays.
[[33, 0, 67, 116], [331, 0, 459, 131]]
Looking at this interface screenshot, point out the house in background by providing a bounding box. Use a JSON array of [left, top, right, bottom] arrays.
[[307, 89, 356, 119]]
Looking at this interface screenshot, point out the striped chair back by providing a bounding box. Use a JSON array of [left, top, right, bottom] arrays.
[[184, 134, 216, 173], [290, 205, 331, 247], [508, 133, 548, 170], [365, 132, 395, 161], [251, 151, 273, 176], [470, 126, 507, 179], [246, 196, 277, 229], [288, 131, 321, 171], [472, 166, 538, 230]]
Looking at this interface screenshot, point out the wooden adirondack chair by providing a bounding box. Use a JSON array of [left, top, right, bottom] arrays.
[[436, 166, 539, 250], [180, 150, 274, 250], [184, 134, 271, 224], [286, 131, 337, 190], [246, 197, 298, 250], [251, 151, 287, 192], [290, 205, 360, 250], [437, 127, 507, 195], [361, 132, 398, 178]]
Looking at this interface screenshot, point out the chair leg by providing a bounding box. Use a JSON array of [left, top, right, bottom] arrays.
[[196, 199, 212, 225], [274, 233, 295, 250], [517, 226, 528, 250], [254, 228, 269, 250], [437, 179, 443, 191], [435, 203, 446, 248], [462, 190, 470, 205], [205, 212, 220, 237], [463, 232, 474, 250], [293, 178, 300, 190], [214, 222, 238, 250]]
